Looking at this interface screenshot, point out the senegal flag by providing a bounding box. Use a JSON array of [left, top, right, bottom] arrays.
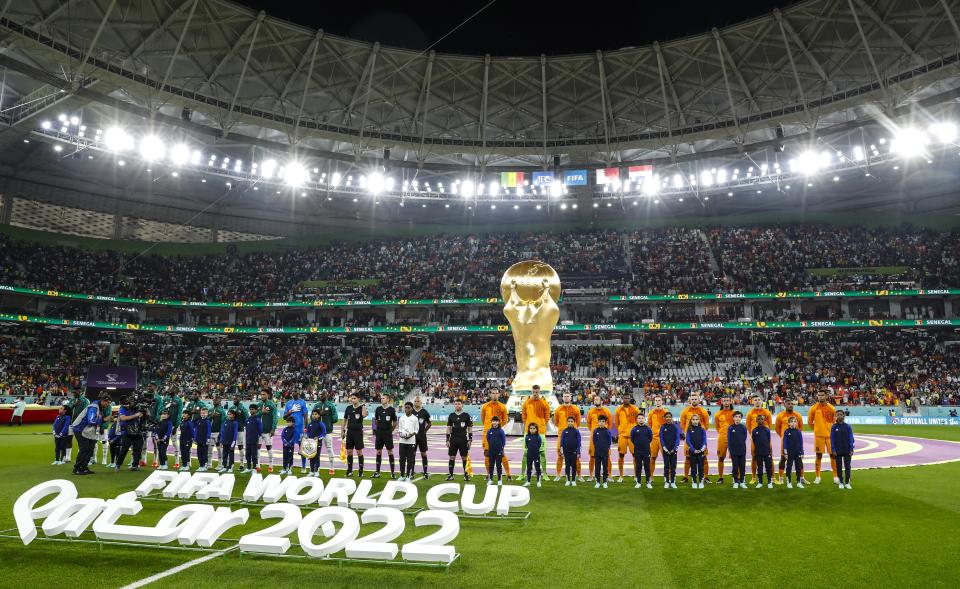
[[500, 172, 525, 188]]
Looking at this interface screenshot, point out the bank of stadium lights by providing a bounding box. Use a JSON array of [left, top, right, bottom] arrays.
[[281, 162, 309, 187], [103, 127, 134, 152]]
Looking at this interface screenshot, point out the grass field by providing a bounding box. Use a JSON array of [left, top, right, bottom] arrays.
[[1, 424, 958, 589]]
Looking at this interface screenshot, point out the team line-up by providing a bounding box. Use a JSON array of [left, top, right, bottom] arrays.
[[52, 386, 857, 491]]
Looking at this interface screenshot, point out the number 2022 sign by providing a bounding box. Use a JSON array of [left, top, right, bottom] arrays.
[[13, 472, 531, 564]]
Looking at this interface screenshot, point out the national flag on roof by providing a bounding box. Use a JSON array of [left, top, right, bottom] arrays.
[[500, 172, 525, 188], [628, 165, 654, 180], [596, 167, 620, 184]]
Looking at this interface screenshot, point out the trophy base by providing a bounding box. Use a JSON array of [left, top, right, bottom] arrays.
[[504, 391, 560, 436]]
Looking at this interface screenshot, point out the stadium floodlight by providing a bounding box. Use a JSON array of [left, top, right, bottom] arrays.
[[672, 174, 683, 189], [796, 150, 822, 175], [191, 150, 202, 165], [139, 135, 165, 161], [367, 172, 385, 195], [892, 127, 929, 157], [69, 116, 79, 126], [53, 145, 62, 152], [58, 114, 67, 122], [461, 179, 476, 198], [282, 162, 309, 187], [929, 122, 957, 144], [488, 181, 500, 196], [700, 170, 714, 187], [550, 182, 562, 198], [40, 120, 51, 130], [643, 177, 660, 197], [261, 159, 278, 179], [716, 168, 727, 184], [852, 145, 865, 161], [103, 127, 134, 152], [170, 144, 190, 166], [385, 177, 395, 192], [331, 172, 341, 187]]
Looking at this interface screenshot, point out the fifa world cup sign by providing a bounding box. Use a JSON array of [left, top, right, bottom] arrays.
[[501, 260, 561, 394]]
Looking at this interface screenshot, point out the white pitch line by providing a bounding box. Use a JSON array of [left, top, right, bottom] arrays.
[[118, 546, 237, 589]]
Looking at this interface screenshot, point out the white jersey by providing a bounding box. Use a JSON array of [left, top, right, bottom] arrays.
[[397, 414, 419, 444]]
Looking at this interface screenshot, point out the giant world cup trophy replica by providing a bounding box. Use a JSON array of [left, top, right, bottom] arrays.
[[501, 260, 562, 435]]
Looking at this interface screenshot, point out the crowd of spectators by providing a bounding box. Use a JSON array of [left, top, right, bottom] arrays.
[[6, 225, 958, 303], [1, 327, 957, 407], [708, 225, 960, 292]]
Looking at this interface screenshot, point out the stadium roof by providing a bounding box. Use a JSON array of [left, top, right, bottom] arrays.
[[0, 0, 958, 239], [1, 0, 959, 168]]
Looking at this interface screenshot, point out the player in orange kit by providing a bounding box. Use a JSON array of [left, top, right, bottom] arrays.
[[679, 392, 710, 483], [586, 394, 613, 481], [553, 392, 582, 481], [745, 394, 773, 484], [808, 390, 838, 484], [615, 395, 640, 482], [712, 396, 736, 485], [480, 388, 511, 479], [521, 385, 551, 478], [646, 395, 668, 478], [774, 398, 804, 484]]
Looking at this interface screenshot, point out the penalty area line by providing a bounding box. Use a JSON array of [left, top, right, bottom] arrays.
[[118, 546, 238, 589]]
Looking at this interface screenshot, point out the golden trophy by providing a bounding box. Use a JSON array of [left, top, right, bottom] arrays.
[[501, 260, 561, 433]]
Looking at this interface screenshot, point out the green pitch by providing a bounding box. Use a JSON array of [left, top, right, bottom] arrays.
[[1, 425, 958, 589]]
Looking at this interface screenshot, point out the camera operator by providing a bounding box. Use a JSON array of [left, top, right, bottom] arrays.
[[72, 393, 111, 476], [114, 396, 145, 471]]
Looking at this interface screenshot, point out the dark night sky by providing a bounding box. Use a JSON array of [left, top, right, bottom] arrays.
[[234, 0, 791, 56]]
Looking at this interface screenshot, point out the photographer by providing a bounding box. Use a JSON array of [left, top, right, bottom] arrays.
[[114, 396, 145, 471]]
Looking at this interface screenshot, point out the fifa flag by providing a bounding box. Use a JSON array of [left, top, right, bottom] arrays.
[[500, 172, 525, 188], [596, 167, 620, 184], [627, 165, 654, 181]]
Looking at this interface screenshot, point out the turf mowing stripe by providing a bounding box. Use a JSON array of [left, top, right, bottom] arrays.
[[118, 546, 238, 589]]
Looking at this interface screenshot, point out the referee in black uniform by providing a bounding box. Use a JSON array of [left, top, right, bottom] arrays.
[[446, 399, 472, 481], [342, 393, 367, 477], [372, 395, 397, 479], [414, 396, 432, 478]]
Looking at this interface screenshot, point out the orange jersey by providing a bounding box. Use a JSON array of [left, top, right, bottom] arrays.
[[807, 402, 836, 437], [480, 401, 508, 433], [713, 409, 736, 439], [587, 406, 613, 432], [774, 410, 804, 438], [680, 405, 710, 433], [746, 407, 773, 433], [521, 397, 551, 433], [615, 404, 641, 438], [647, 407, 668, 433], [553, 404, 582, 430]]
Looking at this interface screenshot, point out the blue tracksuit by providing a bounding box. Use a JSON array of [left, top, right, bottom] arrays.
[[194, 418, 212, 467], [305, 419, 328, 471], [630, 424, 653, 483], [592, 427, 613, 482], [560, 426, 582, 481], [53, 414, 71, 461], [245, 415, 263, 468], [686, 425, 707, 482], [281, 424, 297, 470], [179, 420, 195, 467], [830, 422, 855, 484], [525, 433, 543, 481], [727, 423, 748, 483], [782, 427, 804, 482], [486, 427, 507, 480], [659, 423, 682, 482], [154, 418, 172, 467], [752, 426, 773, 483], [219, 419, 239, 468]]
